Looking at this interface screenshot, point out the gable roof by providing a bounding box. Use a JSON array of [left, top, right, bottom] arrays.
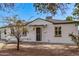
[[0, 18, 79, 29], [26, 18, 79, 25], [46, 19, 79, 24]]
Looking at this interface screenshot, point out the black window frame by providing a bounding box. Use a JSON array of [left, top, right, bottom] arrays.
[[55, 27, 62, 37]]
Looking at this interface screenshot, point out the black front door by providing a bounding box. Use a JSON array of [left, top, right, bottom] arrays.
[[36, 27, 42, 41]]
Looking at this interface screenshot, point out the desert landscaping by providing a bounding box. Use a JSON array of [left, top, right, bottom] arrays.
[[0, 3, 79, 56], [0, 42, 79, 56]]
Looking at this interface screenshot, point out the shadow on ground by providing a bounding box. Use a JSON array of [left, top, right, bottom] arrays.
[[0, 43, 79, 56]]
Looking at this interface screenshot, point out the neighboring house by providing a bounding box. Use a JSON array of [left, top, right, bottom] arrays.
[[0, 17, 79, 44]]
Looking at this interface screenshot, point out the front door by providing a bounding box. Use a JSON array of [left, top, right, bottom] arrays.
[[36, 27, 42, 41]]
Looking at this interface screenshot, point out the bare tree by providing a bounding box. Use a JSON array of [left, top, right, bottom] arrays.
[[7, 16, 28, 50]]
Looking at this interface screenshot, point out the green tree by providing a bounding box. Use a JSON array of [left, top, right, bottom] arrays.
[[0, 3, 15, 11], [66, 16, 73, 21], [0, 3, 15, 25], [33, 3, 69, 16], [69, 33, 79, 48], [73, 3, 79, 19], [69, 4, 79, 48]]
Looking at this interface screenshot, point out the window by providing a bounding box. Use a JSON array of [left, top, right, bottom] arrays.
[[22, 28, 27, 36], [4, 29, 6, 35], [11, 28, 14, 35], [22, 31, 27, 36], [55, 27, 61, 37]]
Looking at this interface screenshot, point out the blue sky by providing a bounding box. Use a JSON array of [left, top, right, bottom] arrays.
[[0, 3, 75, 26]]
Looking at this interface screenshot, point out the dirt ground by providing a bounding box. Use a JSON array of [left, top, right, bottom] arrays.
[[0, 43, 79, 56]]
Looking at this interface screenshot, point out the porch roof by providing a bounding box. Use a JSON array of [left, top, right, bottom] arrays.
[[29, 24, 47, 27]]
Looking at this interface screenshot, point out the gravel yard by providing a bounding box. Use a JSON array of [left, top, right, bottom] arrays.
[[0, 43, 79, 56]]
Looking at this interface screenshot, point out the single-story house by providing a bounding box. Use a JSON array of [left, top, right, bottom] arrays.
[[0, 17, 79, 44]]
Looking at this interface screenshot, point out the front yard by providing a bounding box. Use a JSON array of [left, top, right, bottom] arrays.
[[0, 42, 79, 56]]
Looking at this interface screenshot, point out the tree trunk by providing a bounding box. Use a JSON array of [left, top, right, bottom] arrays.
[[77, 43, 79, 49], [78, 46, 79, 49], [17, 38, 20, 50]]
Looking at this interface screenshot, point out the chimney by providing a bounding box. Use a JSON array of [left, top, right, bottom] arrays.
[[46, 16, 52, 20]]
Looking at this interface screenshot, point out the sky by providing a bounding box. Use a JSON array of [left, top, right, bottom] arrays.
[[0, 3, 75, 26]]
